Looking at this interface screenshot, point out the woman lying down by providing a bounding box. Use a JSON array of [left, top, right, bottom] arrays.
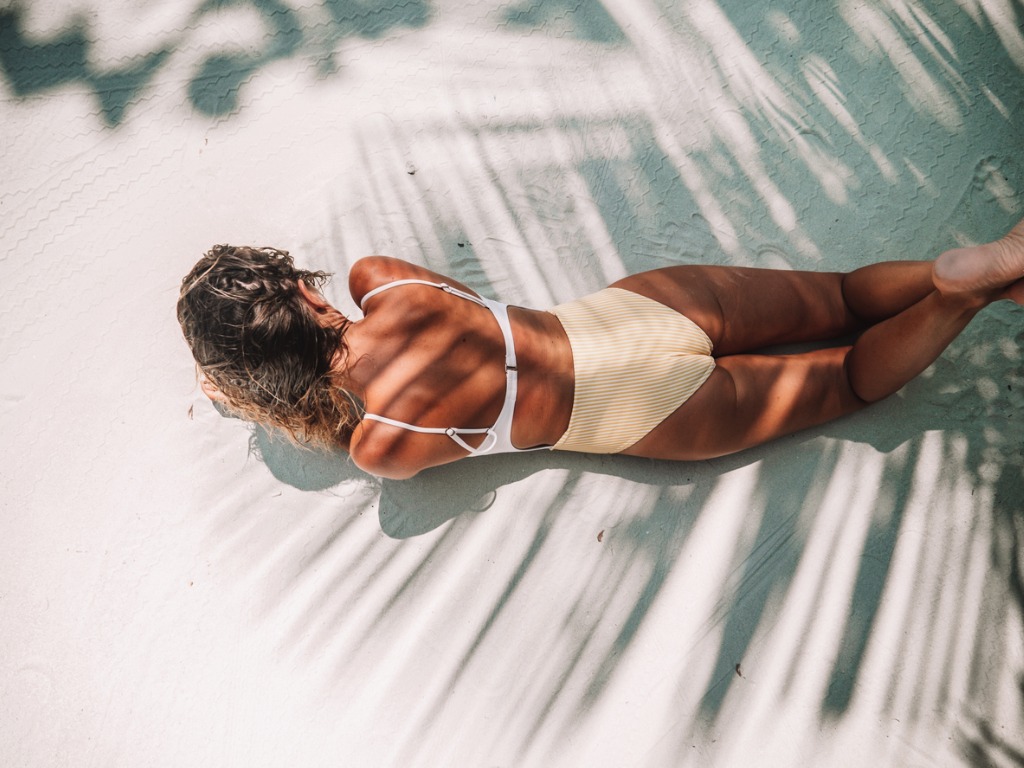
[[177, 221, 1024, 479]]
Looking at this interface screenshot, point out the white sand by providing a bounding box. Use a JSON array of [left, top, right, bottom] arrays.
[[2, 1, 1023, 766]]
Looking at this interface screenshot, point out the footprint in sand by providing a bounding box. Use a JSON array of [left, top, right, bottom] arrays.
[[946, 156, 1023, 241], [970, 156, 1023, 213]]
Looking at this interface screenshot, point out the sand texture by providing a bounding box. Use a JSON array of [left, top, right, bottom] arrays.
[[2, 1, 1023, 766]]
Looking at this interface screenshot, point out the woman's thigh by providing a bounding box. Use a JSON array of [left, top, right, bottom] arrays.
[[612, 265, 859, 355], [620, 346, 867, 461]]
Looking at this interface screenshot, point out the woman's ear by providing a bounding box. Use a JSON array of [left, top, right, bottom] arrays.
[[297, 280, 348, 328], [200, 377, 227, 402], [297, 280, 332, 313]]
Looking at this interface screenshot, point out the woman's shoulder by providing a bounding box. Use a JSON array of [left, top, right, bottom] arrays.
[[347, 256, 409, 304], [348, 256, 476, 307]]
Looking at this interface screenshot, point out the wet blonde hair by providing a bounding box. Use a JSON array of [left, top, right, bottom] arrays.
[[177, 244, 358, 447]]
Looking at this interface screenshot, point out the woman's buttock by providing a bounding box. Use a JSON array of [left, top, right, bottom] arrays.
[[549, 287, 716, 454]]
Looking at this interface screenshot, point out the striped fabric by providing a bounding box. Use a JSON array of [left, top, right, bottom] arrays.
[[550, 288, 716, 453]]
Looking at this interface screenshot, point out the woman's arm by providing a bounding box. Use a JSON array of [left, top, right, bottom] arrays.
[[348, 417, 474, 479]]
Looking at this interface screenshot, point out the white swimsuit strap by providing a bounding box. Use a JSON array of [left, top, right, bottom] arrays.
[[362, 413, 493, 454], [360, 279, 486, 310], [481, 297, 517, 372]]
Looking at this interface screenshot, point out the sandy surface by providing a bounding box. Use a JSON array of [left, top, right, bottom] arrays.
[[2, 0, 1023, 765]]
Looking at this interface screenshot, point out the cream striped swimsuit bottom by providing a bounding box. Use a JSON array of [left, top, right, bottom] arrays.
[[549, 287, 716, 454]]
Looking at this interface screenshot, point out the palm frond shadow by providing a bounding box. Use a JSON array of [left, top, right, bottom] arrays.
[[191, 0, 1024, 761]]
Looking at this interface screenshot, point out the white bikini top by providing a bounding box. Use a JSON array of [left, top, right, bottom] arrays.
[[359, 279, 550, 456]]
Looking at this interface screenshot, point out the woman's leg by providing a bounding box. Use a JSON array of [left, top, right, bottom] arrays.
[[844, 290, 982, 402], [840, 261, 937, 322], [613, 260, 934, 355], [624, 289, 985, 460], [622, 222, 1024, 461], [622, 346, 865, 460]]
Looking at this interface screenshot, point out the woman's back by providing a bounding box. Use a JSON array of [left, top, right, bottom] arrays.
[[344, 257, 574, 477]]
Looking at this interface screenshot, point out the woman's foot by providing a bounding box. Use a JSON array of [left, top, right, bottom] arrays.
[[933, 219, 1024, 305]]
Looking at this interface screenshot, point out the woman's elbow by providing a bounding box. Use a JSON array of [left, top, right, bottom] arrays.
[[350, 442, 423, 480]]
